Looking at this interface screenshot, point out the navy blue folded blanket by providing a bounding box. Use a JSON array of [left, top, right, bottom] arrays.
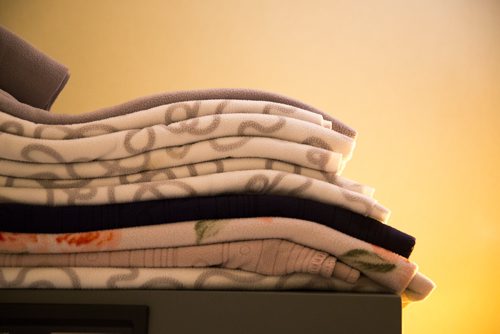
[[0, 194, 415, 258]]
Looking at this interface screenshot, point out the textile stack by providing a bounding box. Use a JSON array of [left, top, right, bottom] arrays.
[[0, 26, 434, 304]]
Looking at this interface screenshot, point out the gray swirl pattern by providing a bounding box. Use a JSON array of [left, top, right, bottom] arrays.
[[0, 113, 353, 163]]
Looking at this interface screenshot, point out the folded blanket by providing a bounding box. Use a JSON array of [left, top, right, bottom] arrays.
[[0, 88, 356, 138], [0, 194, 412, 256], [0, 137, 343, 179], [0, 239, 360, 283], [0, 217, 434, 299], [0, 99, 333, 139], [0, 26, 69, 110], [0, 264, 430, 303], [0, 170, 390, 223], [0, 114, 354, 164], [0, 157, 374, 196], [0, 267, 389, 293]]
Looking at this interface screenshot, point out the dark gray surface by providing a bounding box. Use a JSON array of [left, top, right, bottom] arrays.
[[0, 290, 401, 334], [0, 303, 148, 334]]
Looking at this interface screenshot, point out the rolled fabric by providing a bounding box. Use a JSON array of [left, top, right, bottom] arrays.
[[0, 26, 69, 110]]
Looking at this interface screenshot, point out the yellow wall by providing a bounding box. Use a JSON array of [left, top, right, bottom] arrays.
[[1, 1, 499, 333]]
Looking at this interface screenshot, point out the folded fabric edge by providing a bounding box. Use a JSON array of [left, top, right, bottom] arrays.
[[0, 88, 357, 138], [404, 271, 436, 301]]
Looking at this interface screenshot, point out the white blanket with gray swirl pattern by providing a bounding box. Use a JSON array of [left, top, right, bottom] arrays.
[[0, 169, 389, 222], [0, 99, 379, 213], [0, 99, 332, 138], [0, 100, 353, 163], [0, 157, 374, 196]]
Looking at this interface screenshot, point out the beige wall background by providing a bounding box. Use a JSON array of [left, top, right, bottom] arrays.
[[1, 1, 499, 333]]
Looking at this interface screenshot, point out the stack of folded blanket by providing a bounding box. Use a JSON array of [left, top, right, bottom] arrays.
[[0, 26, 435, 304]]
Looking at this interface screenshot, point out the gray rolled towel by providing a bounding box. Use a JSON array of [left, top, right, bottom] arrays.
[[0, 25, 69, 110]]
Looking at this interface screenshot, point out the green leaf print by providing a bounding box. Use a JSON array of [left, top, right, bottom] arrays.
[[194, 220, 228, 244], [342, 249, 375, 258], [340, 248, 396, 273], [352, 261, 396, 273]]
